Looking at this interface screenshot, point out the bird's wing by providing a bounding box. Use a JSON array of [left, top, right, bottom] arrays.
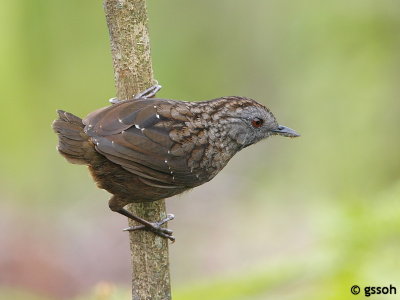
[[83, 99, 207, 188]]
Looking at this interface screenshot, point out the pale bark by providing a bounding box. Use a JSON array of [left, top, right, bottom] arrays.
[[103, 1, 171, 299]]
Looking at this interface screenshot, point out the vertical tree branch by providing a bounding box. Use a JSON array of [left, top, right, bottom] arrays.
[[103, 1, 171, 299]]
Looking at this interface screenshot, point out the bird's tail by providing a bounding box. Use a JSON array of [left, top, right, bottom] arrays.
[[52, 110, 91, 165]]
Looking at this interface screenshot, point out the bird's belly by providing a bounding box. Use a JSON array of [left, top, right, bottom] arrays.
[[88, 156, 188, 203]]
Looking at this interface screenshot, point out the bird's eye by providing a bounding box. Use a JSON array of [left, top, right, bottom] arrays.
[[251, 118, 264, 128]]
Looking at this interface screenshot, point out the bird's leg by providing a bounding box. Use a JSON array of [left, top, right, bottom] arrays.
[[116, 208, 175, 241], [133, 81, 162, 99], [109, 81, 162, 104]]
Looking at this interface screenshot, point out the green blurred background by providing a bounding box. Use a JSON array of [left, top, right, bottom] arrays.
[[1, 0, 399, 299]]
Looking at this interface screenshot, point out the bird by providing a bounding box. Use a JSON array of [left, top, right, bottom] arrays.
[[52, 85, 299, 241]]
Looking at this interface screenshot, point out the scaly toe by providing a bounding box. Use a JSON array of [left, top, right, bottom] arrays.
[[123, 225, 146, 231], [158, 227, 173, 235]]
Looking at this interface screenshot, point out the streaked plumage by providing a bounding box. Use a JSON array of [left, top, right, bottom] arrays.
[[52, 96, 299, 240]]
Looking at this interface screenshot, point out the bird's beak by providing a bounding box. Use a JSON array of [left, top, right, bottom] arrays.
[[272, 125, 300, 137]]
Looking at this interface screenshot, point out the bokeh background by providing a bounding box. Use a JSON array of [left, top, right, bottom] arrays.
[[1, 0, 399, 299]]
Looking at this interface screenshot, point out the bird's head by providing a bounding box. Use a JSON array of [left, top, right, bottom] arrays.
[[219, 97, 300, 148]]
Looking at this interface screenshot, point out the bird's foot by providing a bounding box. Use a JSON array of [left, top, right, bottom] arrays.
[[123, 213, 175, 242], [108, 81, 162, 104], [109, 97, 121, 104], [133, 81, 162, 99]]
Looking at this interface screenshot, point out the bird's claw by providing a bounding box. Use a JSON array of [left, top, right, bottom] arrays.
[[134, 81, 162, 99], [109, 81, 162, 104], [157, 213, 175, 226], [109, 97, 120, 104], [123, 213, 175, 242]]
